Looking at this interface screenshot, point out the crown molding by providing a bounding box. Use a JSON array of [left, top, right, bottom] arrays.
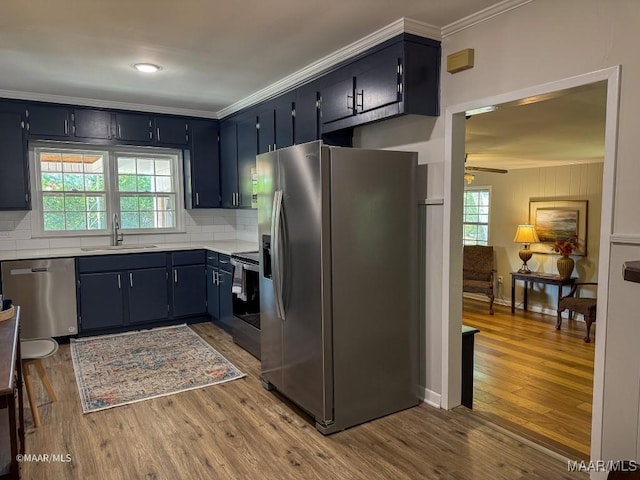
[[441, 0, 534, 38], [0, 89, 218, 119], [217, 17, 440, 119]]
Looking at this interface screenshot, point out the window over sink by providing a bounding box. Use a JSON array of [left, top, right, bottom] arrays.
[[31, 143, 184, 236]]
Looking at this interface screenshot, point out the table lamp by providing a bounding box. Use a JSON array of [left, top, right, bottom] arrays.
[[513, 224, 540, 274]]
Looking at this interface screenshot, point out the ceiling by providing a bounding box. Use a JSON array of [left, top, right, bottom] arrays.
[[465, 81, 608, 170], [1, 1, 606, 168], [0, 0, 499, 115]]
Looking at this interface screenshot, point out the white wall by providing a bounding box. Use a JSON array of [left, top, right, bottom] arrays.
[[472, 162, 603, 314], [356, 0, 640, 465]]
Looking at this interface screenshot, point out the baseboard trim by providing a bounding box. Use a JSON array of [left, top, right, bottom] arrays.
[[463, 293, 583, 321], [420, 386, 441, 408]]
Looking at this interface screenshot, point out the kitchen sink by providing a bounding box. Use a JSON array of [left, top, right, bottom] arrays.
[[80, 244, 157, 251]]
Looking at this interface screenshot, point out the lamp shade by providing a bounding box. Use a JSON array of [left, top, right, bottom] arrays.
[[513, 224, 540, 244]]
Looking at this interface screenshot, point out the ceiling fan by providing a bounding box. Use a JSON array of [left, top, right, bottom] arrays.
[[464, 154, 508, 184]]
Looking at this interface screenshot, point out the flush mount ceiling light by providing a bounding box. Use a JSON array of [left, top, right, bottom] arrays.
[[133, 63, 161, 73]]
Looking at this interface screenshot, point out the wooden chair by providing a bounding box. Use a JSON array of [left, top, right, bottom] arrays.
[[556, 282, 597, 343], [463, 245, 495, 315], [21, 338, 58, 427]]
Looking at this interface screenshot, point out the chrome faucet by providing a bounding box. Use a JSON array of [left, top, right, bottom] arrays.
[[111, 213, 124, 246]]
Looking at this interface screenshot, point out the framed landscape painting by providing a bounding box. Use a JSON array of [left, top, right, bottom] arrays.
[[529, 200, 588, 256]]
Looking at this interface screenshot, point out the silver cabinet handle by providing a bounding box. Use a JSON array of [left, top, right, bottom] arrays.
[[174, 269, 178, 283], [212, 270, 216, 284], [356, 90, 364, 110], [129, 272, 133, 288], [195, 192, 200, 205], [117, 273, 121, 289], [220, 260, 229, 265], [118, 124, 122, 138], [64, 119, 69, 134], [156, 127, 161, 142], [347, 94, 354, 111]]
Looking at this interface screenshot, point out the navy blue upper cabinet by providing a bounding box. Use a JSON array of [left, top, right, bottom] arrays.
[[354, 43, 402, 114], [219, 119, 239, 208], [73, 109, 112, 140], [294, 83, 320, 144], [185, 119, 220, 209], [0, 106, 29, 210], [257, 94, 294, 154], [115, 112, 153, 143], [236, 114, 257, 208], [154, 116, 189, 146], [320, 35, 440, 133], [274, 93, 294, 150], [26, 104, 72, 138], [257, 109, 275, 155], [320, 76, 356, 124]]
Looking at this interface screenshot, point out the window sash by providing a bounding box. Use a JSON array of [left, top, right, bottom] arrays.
[[463, 187, 490, 246], [31, 143, 184, 237]]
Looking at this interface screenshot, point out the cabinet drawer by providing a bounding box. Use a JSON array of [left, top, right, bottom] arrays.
[[218, 254, 233, 273], [171, 250, 205, 266], [206, 251, 219, 267], [77, 253, 167, 273]]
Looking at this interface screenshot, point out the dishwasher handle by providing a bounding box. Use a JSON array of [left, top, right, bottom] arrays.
[[10, 268, 50, 275]]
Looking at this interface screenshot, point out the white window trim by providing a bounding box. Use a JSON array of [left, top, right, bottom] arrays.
[[463, 185, 491, 246], [29, 141, 186, 238]]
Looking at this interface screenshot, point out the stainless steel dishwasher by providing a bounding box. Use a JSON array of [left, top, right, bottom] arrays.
[[1, 258, 78, 339]]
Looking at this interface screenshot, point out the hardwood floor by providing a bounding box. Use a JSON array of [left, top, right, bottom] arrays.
[[21, 321, 586, 480], [463, 297, 595, 460]]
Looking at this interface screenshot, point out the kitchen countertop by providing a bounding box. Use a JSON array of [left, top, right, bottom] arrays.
[[0, 240, 259, 262]]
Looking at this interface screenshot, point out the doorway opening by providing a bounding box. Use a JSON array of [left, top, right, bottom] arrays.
[[442, 67, 620, 462], [460, 81, 606, 459]]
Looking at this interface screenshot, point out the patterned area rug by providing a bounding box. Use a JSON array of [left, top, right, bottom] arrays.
[[70, 324, 245, 413]]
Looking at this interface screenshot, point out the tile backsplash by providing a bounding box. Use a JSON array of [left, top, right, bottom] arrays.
[[0, 209, 259, 251]]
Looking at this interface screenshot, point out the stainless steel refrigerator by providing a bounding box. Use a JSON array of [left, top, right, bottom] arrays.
[[257, 140, 419, 434]]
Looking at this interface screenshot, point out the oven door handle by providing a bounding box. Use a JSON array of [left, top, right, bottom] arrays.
[[231, 258, 259, 273]]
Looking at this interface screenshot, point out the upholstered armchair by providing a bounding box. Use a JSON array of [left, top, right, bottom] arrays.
[[557, 282, 597, 343], [463, 245, 495, 315]]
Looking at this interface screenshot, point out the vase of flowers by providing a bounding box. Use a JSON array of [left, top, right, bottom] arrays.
[[552, 234, 580, 279]]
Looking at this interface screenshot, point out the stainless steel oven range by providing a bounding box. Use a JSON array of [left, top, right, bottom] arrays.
[[231, 252, 260, 359]]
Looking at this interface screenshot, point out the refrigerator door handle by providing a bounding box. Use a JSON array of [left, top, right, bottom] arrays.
[[271, 189, 286, 320]]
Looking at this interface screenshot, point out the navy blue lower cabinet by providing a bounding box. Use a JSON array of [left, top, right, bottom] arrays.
[[206, 265, 220, 322], [217, 269, 234, 333], [78, 272, 125, 332], [171, 265, 207, 317], [128, 268, 169, 324]]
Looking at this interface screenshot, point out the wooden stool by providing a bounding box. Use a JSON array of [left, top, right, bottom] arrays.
[[21, 338, 58, 427]]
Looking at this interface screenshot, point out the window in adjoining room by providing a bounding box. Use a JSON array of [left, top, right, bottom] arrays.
[[463, 187, 490, 246]]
